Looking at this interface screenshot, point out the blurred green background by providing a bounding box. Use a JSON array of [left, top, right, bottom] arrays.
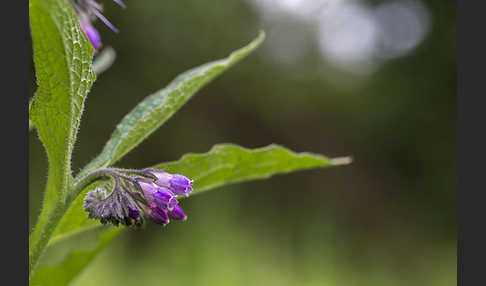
[[29, 0, 456, 285]]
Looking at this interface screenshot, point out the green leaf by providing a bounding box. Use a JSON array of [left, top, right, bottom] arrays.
[[154, 144, 352, 196], [49, 181, 105, 247], [49, 144, 350, 247], [29, 0, 95, 277], [79, 32, 265, 178], [30, 227, 122, 286]]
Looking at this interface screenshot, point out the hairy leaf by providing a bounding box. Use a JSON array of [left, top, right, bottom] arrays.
[[154, 144, 351, 195], [29, 0, 95, 277], [30, 227, 122, 286], [79, 32, 265, 178]]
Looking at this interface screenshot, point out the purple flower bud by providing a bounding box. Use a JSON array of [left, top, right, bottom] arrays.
[[148, 205, 170, 226], [153, 187, 178, 211], [151, 171, 171, 186], [119, 191, 140, 220], [84, 187, 107, 218], [137, 179, 178, 209], [111, 195, 124, 221], [168, 205, 187, 221], [92, 203, 105, 219], [137, 180, 158, 196], [152, 171, 194, 197], [78, 13, 102, 52], [101, 203, 111, 218], [69, 0, 124, 51]]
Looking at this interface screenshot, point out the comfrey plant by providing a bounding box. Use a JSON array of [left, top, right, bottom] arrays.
[[29, 0, 351, 284]]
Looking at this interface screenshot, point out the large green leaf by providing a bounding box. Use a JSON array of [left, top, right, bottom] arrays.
[[30, 227, 122, 286], [49, 144, 351, 247], [154, 144, 351, 196], [29, 0, 95, 277], [78, 32, 265, 178]]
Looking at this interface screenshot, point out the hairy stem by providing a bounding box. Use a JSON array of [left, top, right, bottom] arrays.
[[29, 201, 66, 279], [68, 167, 142, 204], [30, 167, 129, 279]]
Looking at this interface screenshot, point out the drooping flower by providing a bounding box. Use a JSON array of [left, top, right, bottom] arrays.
[[119, 190, 140, 220], [69, 0, 126, 52], [84, 184, 143, 226], [151, 170, 194, 197], [168, 205, 187, 221], [137, 180, 178, 211], [83, 168, 192, 227], [147, 205, 170, 226]]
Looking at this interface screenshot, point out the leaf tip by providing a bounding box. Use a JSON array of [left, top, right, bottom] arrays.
[[330, 156, 353, 166], [249, 30, 266, 51], [256, 30, 266, 43], [229, 30, 266, 61]]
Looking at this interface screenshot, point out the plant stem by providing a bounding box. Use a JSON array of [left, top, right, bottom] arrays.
[[30, 168, 124, 279], [29, 201, 66, 279], [68, 168, 128, 203]]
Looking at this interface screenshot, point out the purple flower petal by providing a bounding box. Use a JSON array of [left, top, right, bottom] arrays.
[[149, 206, 170, 226], [152, 170, 194, 196], [153, 187, 178, 211], [119, 191, 140, 220], [78, 14, 103, 51], [137, 180, 158, 197], [168, 205, 187, 221], [113, 0, 126, 9], [92, 8, 119, 33], [169, 174, 193, 196]]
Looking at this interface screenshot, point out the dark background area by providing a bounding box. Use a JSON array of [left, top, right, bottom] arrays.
[[29, 0, 456, 285]]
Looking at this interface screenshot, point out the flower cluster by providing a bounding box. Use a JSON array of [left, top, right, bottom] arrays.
[[83, 168, 193, 227], [69, 0, 126, 52]]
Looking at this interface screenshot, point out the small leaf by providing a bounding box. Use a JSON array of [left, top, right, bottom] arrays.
[[49, 144, 350, 246], [30, 227, 122, 286], [29, 0, 95, 276], [79, 32, 265, 178]]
